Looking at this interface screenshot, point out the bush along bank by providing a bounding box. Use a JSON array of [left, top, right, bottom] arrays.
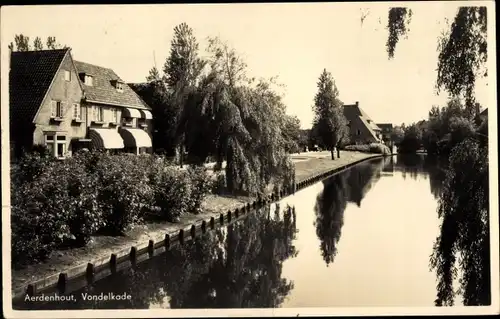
[[344, 143, 391, 155], [11, 151, 214, 270]]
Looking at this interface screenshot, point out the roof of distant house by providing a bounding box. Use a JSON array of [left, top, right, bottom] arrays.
[[480, 108, 488, 116], [376, 123, 393, 129], [74, 61, 150, 110], [9, 48, 70, 123], [343, 103, 381, 140]]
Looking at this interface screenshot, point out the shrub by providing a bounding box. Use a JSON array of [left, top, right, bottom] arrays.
[[187, 165, 214, 214], [11, 156, 104, 266], [95, 154, 154, 234], [152, 166, 193, 222], [212, 171, 227, 194], [345, 143, 391, 154]]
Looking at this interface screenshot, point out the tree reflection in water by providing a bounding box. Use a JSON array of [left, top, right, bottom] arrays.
[[18, 204, 298, 310], [314, 159, 382, 266], [163, 203, 298, 308]]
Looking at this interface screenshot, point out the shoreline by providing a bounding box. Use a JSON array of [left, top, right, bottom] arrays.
[[11, 151, 382, 300]]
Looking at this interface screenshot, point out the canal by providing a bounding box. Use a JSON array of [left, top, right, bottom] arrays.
[[16, 154, 457, 309]]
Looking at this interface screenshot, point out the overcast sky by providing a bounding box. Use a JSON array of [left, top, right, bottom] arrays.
[[1, 2, 492, 129]]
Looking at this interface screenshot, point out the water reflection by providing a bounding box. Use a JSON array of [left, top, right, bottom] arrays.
[[16, 204, 298, 309], [345, 159, 384, 207], [314, 158, 385, 267]]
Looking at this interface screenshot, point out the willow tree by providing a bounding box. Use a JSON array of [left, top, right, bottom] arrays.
[[386, 6, 490, 306], [179, 37, 295, 195], [386, 7, 487, 113]]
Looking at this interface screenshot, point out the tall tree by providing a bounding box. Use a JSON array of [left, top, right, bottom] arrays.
[[312, 69, 347, 160], [33, 37, 44, 51], [163, 22, 206, 167], [10, 34, 31, 51]]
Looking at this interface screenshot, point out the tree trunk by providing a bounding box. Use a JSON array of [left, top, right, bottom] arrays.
[[337, 146, 340, 158], [330, 148, 335, 160]]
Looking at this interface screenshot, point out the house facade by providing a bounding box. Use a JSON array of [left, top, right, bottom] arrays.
[[376, 123, 393, 145], [9, 49, 153, 160], [343, 101, 382, 144]]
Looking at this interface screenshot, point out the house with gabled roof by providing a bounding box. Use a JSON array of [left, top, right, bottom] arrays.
[[343, 101, 382, 145], [9, 48, 153, 159]]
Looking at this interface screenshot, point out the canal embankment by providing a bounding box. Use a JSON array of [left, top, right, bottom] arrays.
[[11, 151, 382, 300]]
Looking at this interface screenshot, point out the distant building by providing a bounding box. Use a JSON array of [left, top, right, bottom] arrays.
[[376, 123, 393, 145], [9, 48, 153, 160], [343, 101, 381, 144], [480, 108, 488, 121]]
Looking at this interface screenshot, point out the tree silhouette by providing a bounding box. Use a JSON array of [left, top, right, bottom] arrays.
[[314, 173, 349, 266]]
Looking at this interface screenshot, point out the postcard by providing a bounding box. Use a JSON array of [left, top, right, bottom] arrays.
[[1, 1, 499, 318]]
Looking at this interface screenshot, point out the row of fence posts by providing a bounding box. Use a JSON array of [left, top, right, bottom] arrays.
[[28, 178, 308, 297]]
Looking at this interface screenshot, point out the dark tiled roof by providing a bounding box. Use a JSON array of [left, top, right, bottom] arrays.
[[480, 108, 488, 116], [9, 49, 69, 124], [74, 61, 150, 110]]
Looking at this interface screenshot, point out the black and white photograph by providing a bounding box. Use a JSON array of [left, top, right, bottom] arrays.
[[1, 2, 498, 317]]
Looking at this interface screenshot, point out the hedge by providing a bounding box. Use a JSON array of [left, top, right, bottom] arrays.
[[11, 151, 214, 268], [344, 143, 391, 155]]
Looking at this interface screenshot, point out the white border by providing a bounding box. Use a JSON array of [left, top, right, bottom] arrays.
[[1, 1, 499, 318]]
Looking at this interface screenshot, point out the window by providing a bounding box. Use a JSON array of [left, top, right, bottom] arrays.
[[357, 129, 361, 136], [45, 134, 66, 159], [64, 70, 71, 81], [73, 103, 81, 120], [93, 105, 104, 122], [116, 82, 124, 92], [51, 101, 65, 118], [85, 75, 93, 86], [111, 108, 118, 123]]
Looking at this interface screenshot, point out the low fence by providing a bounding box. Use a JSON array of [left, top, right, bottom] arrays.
[[12, 153, 385, 302]]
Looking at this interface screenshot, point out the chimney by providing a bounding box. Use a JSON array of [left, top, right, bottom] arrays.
[[355, 101, 359, 107]]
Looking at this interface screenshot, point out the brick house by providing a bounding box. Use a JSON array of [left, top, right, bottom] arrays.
[[9, 48, 153, 159], [343, 101, 382, 144]]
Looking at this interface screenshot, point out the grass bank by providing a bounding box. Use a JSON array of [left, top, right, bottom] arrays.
[[11, 150, 377, 294]]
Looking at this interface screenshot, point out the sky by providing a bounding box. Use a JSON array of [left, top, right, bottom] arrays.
[[1, 2, 493, 129]]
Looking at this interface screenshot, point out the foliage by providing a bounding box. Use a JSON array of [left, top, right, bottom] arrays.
[[94, 155, 154, 234], [386, 8, 413, 59], [390, 126, 405, 146], [8, 34, 67, 51], [311, 69, 348, 159], [11, 151, 213, 268], [436, 7, 487, 109], [129, 82, 178, 156], [282, 115, 302, 153], [398, 123, 423, 154], [344, 143, 391, 154], [430, 138, 490, 306], [186, 166, 214, 214]]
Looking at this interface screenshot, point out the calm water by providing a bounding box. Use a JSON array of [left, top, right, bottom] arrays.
[[17, 155, 455, 309]]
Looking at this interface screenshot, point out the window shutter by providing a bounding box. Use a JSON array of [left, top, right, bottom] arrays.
[[51, 101, 56, 117]]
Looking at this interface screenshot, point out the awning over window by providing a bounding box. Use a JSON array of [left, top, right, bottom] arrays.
[[119, 128, 152, 148], [122, 107, 142, 118], [89, 128, 124, 149], [139, 109, 153, 120]]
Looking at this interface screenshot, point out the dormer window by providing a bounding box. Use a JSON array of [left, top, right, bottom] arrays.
[[112, 80, 125, 92], [79, 73, 94, 86]]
